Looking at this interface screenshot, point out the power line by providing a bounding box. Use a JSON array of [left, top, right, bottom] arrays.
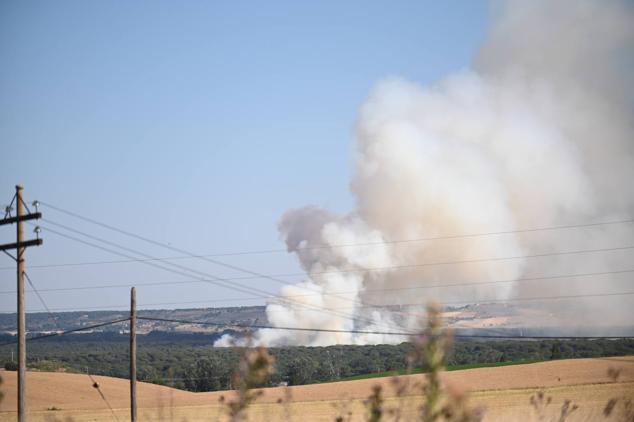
[[4, 267, 633, 301], [5, 226, 633, 281], [137, 316, 634, 340], [4, 216, 633, 272], [0, 318, 130, 347], [4, 242, 633, 280], [198, 288, 634, 315], [0, 313, 631, 341], [37, 224, 270, 298], [2, 192, 17, 219], [14, 218, 634, 313], [87, 371, 122, 422], [15, 267, 634, 314], [0, 255, 206, 271], [140, 289, 634, 317], [39, 201, 634, 256], [6, 204, 633, 320], [22, 204, 634, 330], [6, 240, 634, 322], [36, 223, 392, 330], [330, 290, 634, 311], [41, 216, 371, 309], [22, 271, 61, 331], [11, 286, 634, 315], [138, 316, 413, 336], [36, 223, 402, 333], [0, 299, 260, 313], [36, 206, 634, 323]]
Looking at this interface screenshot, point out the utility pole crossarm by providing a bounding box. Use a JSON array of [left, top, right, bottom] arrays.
[[0, 212, 42, 226], [0, 239, 43, 251]]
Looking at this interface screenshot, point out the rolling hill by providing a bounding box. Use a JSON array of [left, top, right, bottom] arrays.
[[0, 355, 632, 421]]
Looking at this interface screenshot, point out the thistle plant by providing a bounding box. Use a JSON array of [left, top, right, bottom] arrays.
[[603, 367, 633, 421], [529, 390, 578, 422], [362, 303, 482, 422], [410, 303, 482, 422], [226, 346, 275, 422], [365, 385, 384, 422]]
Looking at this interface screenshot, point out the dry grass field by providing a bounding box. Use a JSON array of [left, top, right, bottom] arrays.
[[0, 356, 632, 421]]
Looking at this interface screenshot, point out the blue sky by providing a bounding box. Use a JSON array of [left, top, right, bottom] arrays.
[[0, 1, 489, 312]]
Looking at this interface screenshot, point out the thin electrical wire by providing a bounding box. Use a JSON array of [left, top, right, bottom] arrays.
[[87, 371, 122, 422], [137, 316, 634, 340], [0, 255, 201, 270], [36, 206, 634, 325], [0, 298, 259, 313], [328, 290, 634, 310], [23, 271, 62, 331], [39, 201, 634, 256], [3, 236, 633, 282], [0, 318, 130, 347], [36, 224, 404, 333], [4, 239, 633, 275], [304, 244, 634, 276], [138, 316, 413, 336], [3, 267, 633, 300], [1, 210, 631, 272], [41, 217, 372, 309], [0, 313, 631, 343], [15, 203, 634, 332], [2, 193, 16, 219], [18, 195, 32, 215], [19, 217, 634, 322], [12, 287, 634, 315]]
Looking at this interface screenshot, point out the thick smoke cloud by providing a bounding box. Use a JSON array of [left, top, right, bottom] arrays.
[[216, 0, 634, 346]]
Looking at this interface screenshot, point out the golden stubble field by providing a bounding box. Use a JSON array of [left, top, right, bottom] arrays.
[[0, 356, 632, 421]]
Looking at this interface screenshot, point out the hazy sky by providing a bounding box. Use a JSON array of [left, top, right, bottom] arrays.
[[0, 1, 488, 313]]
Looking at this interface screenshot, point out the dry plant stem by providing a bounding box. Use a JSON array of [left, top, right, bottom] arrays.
[[226, 346, 275, 422], [603, 366, 633, 422], [423, 307, 451, 421], [388, 375, 412, 422], [365, 385, 384, 422], [530, 391, 552, 421], [361, 303, 482, 422], [333, 398, 353, 422], [412, 304, 452, 422], [558, 399, 578, 422], [530, 390, 579, 422], [283, 386, 293, 422], [408, 303, 482, 422]]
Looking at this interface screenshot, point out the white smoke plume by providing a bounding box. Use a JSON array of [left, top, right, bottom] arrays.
[[216, 0, 634, 346]]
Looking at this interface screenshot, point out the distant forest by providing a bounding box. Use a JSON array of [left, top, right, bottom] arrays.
[[1, 332, 633, 392]]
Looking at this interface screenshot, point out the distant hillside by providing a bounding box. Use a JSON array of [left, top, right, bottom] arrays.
[[0, 306, 268, 334], [2, 302, 632, 338]]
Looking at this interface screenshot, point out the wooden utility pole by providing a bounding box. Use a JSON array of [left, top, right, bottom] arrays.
[[0, 185, 43, 422], [130, 287, 137, 422], [16, 187, 26, 422]]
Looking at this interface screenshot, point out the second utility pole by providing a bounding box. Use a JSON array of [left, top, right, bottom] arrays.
[[130, 287, 137, 422]]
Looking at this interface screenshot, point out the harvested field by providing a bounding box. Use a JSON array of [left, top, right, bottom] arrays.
[[0, 356, 632, 421]]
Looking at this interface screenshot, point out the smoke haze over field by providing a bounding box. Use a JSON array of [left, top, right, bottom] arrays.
[[216, 0, 634, 347]]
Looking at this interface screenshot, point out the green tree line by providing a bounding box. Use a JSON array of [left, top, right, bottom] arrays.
[[3, 333, 632, 392]]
